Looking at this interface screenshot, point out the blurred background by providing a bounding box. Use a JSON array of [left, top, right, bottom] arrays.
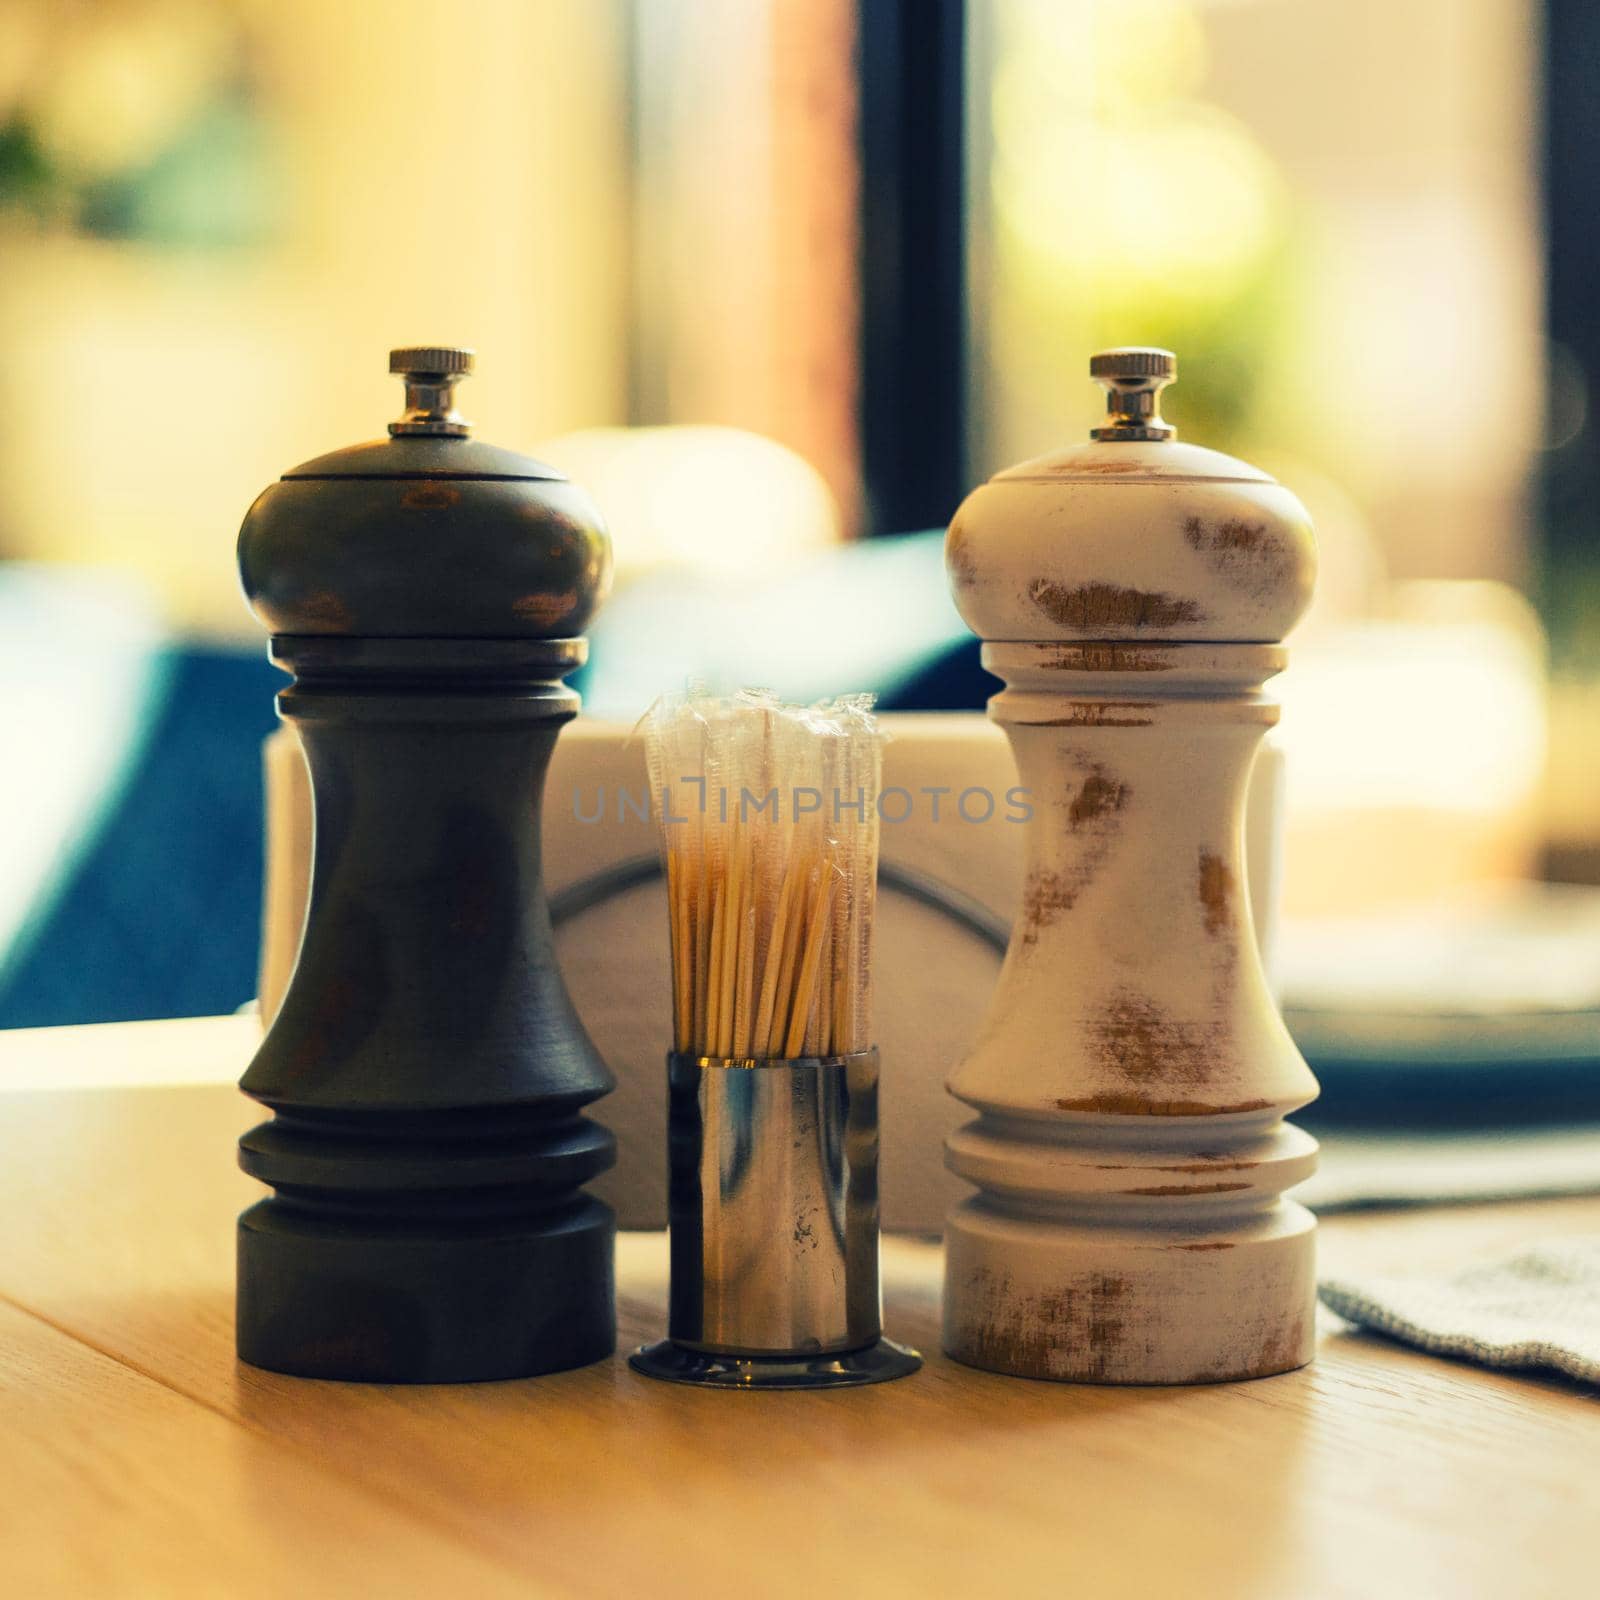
[[0, 0, 1592, 1132]]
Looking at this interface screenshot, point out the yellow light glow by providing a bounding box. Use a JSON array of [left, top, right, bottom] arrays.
[[31, 1, 234, 178], [1278, 583, 1547, 818], [532, 426, 841, 579], [993, 105, 1280, 301]]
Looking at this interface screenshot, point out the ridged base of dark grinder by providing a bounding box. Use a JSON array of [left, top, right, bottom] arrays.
[[237, 1199, 614, 1384], [237, 1110, 616, 1383]]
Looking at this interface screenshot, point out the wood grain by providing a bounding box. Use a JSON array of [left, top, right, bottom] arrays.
[[0, 1026, 1596, 1598], [0, 1300, 540, 1599]]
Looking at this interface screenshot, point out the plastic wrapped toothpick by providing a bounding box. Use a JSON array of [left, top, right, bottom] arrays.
[[629, 689, 920, 1389]]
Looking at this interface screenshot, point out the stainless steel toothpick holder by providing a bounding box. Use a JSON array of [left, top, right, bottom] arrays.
[[630, 1049, 922, 1388]]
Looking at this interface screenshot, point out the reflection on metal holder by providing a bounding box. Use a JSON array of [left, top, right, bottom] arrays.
[[629, 1049, 921, 1390]]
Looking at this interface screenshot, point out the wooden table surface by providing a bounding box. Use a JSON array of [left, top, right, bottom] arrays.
[[1, 1018, 1595, 1599]]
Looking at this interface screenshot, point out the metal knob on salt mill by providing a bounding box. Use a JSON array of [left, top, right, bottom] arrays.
[[942, 348, 1320, 1383], [234, 347, 616, 1382]]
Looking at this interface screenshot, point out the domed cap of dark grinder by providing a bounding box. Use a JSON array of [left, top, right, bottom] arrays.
[[238, 347, 612, 638]]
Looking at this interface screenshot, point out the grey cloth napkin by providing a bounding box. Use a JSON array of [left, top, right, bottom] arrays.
[[1319, 1241, 1600, 1386]]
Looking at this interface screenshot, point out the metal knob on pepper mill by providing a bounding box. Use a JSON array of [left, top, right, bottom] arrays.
[[234, 347, 617, 1383]]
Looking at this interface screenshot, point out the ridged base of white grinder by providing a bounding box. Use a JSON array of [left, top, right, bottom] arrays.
[[942, 1117, 1318, 1384], [945, 1201, 1315, 1384]]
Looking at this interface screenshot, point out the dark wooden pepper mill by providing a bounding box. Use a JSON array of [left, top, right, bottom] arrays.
[[234, 346, 616, 1382]]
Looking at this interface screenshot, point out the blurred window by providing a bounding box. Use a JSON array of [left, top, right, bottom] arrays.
[[967, 0, 1540, 587]]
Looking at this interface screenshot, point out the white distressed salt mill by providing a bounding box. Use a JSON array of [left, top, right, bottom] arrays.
[[942, 348, 1319, 1383]]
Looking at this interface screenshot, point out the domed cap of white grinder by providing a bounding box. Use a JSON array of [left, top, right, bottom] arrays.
[[946, 347, 1316, 643]]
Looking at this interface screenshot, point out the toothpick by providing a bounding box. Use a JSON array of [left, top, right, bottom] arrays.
[[644, 690, 881, 1065], [785, 869, 836, 1059]]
